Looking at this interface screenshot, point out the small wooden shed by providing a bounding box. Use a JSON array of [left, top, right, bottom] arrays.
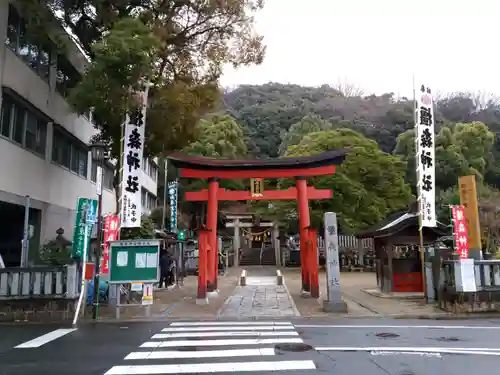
[[357, 209, 447, 293]]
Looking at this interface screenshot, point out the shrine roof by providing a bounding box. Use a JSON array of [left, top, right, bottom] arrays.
[[356, 209, 448, 239], [167, 149, 348, 170]]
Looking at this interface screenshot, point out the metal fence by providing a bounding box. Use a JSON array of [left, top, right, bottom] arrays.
[[0, 265, 79, 300]]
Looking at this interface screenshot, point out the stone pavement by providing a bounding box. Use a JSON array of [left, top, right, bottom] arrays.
[[217, 268, 299, 319], [281, 268, 445, 318], [95, 267, 242, 320]]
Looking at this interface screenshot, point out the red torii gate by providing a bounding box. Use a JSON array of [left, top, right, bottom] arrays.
[[167, 149, 347, 303]]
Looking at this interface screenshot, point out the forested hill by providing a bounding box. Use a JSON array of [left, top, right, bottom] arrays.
[[222, 82, 500, 159]]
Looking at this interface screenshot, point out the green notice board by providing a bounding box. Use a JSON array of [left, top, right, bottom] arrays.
[[109, 239, 161, 283]]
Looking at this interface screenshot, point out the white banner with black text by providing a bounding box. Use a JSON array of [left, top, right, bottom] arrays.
[[415, 83, 436, 227], [121, 87, 149, 228]]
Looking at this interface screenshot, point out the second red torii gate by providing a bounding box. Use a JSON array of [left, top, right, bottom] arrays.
[[167, 149, 348, 303]]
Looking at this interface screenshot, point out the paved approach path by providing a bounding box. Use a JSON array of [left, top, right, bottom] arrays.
[[217, 267, 299, 319]]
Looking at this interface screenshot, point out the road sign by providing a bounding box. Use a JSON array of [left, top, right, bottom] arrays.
[[177, 230, 186, 241], [72, 198, 98, 258], [108, 239, 161, 283]]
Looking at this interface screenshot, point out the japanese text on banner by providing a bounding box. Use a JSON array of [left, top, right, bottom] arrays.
[[415, 83, 436, 227], [121, 88, 149, 228], [101, 215, 119, 273], [452, 205, 470, 259], [168, 181, 178, 232]]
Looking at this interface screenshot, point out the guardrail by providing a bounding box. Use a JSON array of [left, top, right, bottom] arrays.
[[0, 265, 79, 300]]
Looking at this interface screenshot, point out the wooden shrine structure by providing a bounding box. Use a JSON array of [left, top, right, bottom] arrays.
[[168, 149, 348, 303]]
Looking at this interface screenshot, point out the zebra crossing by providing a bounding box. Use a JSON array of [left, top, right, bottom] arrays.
[[104, 321, 316, 374]]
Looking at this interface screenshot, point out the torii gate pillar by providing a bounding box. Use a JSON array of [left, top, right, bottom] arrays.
[[296, 177, 311, 295], [207, 178, 219, 294]]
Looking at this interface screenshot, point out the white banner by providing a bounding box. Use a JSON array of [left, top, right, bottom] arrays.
[[415, 83, 436, 227], [121, 87, 149, 228]]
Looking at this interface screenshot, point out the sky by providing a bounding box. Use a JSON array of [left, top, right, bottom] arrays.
[[220, 0, 500, 98]]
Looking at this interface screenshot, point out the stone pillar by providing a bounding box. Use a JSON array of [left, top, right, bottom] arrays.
[[233, 218, 240, 267]]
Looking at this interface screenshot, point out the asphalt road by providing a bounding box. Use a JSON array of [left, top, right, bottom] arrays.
[[1, 318, 500, 375]]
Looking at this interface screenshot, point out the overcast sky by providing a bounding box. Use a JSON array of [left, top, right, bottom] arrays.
[[220, 0, 500, 97]]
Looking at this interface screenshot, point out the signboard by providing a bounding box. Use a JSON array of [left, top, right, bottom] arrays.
[[250, 178, 264, 197], [168, 181, 178, 232], [458, 175, 481, 249], [108, 239, 161, 283], [454, 258, 477, 292], [101, 215, 120, 274], [141, 284, 153, 305], [323, 212, 342, 303], [121, 87, 150, 228], [71, 198, 98, 259], [452, 205, 470, 259], [96, 166, 103, 195], [131, 282, 143, 292], [177, 230, 186, 241], [415, 83, 436, 227]]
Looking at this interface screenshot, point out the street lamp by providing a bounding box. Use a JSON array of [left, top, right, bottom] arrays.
[[89, 141, 108, 321]]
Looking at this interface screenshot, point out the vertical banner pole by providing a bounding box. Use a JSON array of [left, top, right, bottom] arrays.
[[413, 75, 427, 300], [72, 224, 88, 326]]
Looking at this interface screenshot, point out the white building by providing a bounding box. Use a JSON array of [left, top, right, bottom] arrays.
[[0, 3, 158, 265]]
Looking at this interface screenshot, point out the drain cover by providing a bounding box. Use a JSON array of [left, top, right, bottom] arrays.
[[275, 343, 314, 352], [375, 332, 400, 339]]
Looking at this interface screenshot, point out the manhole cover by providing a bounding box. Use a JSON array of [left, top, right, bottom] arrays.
[[433, 336, 461, 342], [375, 332, 400, 339], [275, 343, 314, 352]]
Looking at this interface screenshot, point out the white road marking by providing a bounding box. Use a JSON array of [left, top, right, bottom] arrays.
[[104, 360, 316, 374], [371, 351, 442, 358], [315, 346, 500, 356], [296, 324, 500, 330], [125, 348, 276, 360], [141, 337, 303, 348], [15, 328, 77, 348], [162, 326, 294, 332], [169, 321, 292, 326], [152, 331, 299, 339]]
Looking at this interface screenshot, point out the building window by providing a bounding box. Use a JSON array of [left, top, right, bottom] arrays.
[[91, 161, 114, 190], [5, 5, 51, 82], [141, 187, 157, 210], [56, 54, 81, 97], [52, 127, 88, 178], [0, 91, 47, 156], [142, 158, 158, 182]]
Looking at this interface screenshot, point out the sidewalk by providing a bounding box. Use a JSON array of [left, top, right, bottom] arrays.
[[281, 268, 445, 318], [95, 267, 242, 321]]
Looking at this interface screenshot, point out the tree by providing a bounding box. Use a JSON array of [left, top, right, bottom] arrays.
[[278, 114, 332, 155], [394, 122, 494, 192], [21, 0, 265, 210], [179, 115, 248, 227], [270, 129, 413, 232], [121, 215, 155, 240]]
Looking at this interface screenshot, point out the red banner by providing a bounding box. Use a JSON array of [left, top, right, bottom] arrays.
[[452, 205, 469, 259], [101, 215, 119, 273]]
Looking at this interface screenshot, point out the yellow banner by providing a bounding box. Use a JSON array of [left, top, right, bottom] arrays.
[[458, 175, 482, 249]]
